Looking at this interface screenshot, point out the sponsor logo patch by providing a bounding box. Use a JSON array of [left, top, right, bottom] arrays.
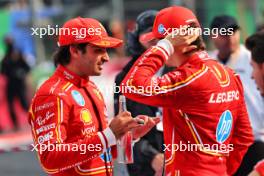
[[158, 24, 165, 34], [80, 108, 92, 125], [38, 131, 53, 144], [82, 126, 96, 136], [100, 148, 112, 162], [71, 90, 85, 106], [36, 111, 55, 126], [216, 110, 233, 143], [36, 123, 56, 135], [35, 102, 54, 112]]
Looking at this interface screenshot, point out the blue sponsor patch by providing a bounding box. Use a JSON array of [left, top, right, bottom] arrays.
[[100, 148, 112, 162], [71, 90, 85, 106], [158, 24, 165, 34], [216, 110, 233, 143]]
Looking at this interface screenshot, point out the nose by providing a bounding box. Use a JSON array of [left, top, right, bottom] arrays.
[[102, 53, 110, 62]]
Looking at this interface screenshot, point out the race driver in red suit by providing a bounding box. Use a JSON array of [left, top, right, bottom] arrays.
[[121, 6, 254, 176], [28, 17, 159, 176]]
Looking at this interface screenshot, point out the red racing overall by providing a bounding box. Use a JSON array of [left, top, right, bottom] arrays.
[[121, 45, 254, 176], [29, 65, 116, 176]]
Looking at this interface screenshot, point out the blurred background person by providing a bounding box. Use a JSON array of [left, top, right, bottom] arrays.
[[1, 36, 30, 131], [109, 19, 126, 58], [245, 30, 264, 97], [245, 29, 264, 176], [9, 0, 35, 67], [209, 15, 264, 175], [114, 10, 165, 176]]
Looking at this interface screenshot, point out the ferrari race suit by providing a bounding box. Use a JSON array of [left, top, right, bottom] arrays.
[[121, 40, 254, 176], [28, 65, 116, 176]]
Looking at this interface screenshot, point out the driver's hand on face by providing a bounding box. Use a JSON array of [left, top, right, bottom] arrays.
[[165, 26, 199, 53], [109, 111, 140, 139]]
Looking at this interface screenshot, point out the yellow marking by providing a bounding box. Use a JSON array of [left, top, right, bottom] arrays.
[[36, 151, 59, 173], [213, 65, 222, 79], [210, 65, 230, 86], [182, 113, 226, 157], [165, 152, 176, 166], [62, 82, 71, 91], [128, 64, 207, 94], [29, 105, 35, 120], [151, 47, 158, 52], [161, 65, 206, 89], [93, 89, 102, 100], [75, 167, 112, 175], [185, 119, 200, 144], [56, 98, 62, 143]]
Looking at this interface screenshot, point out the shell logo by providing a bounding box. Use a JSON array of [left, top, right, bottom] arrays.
[[80, 109, 92, 124]]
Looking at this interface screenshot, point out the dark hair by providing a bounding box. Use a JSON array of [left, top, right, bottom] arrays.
[[245, 31, 264, 64], [53, 43, 88, 67], [126, 32, 145, 59], [187, 22, 206, 53], [126, 10, 157, 59], [210, 15, 240, 31]]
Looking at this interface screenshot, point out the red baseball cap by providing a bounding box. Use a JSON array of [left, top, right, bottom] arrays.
[[58, 17, 123, 48], [140, 6, 200, 43]]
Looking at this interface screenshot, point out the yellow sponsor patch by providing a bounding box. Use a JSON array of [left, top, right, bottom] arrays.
[[80, 109, 92, 124]]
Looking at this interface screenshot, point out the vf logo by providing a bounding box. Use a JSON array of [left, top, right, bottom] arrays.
[[216, 110, 233, 143]]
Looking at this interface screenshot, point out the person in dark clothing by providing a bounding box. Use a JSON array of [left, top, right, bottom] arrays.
[[210, 16, 264, 176], [1, 36, 30, 130], [114, 10, 165, 176]]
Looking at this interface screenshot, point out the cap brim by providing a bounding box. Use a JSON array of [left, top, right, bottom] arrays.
[[139, 32, 156, 44], [90, 37, 123, 48]]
